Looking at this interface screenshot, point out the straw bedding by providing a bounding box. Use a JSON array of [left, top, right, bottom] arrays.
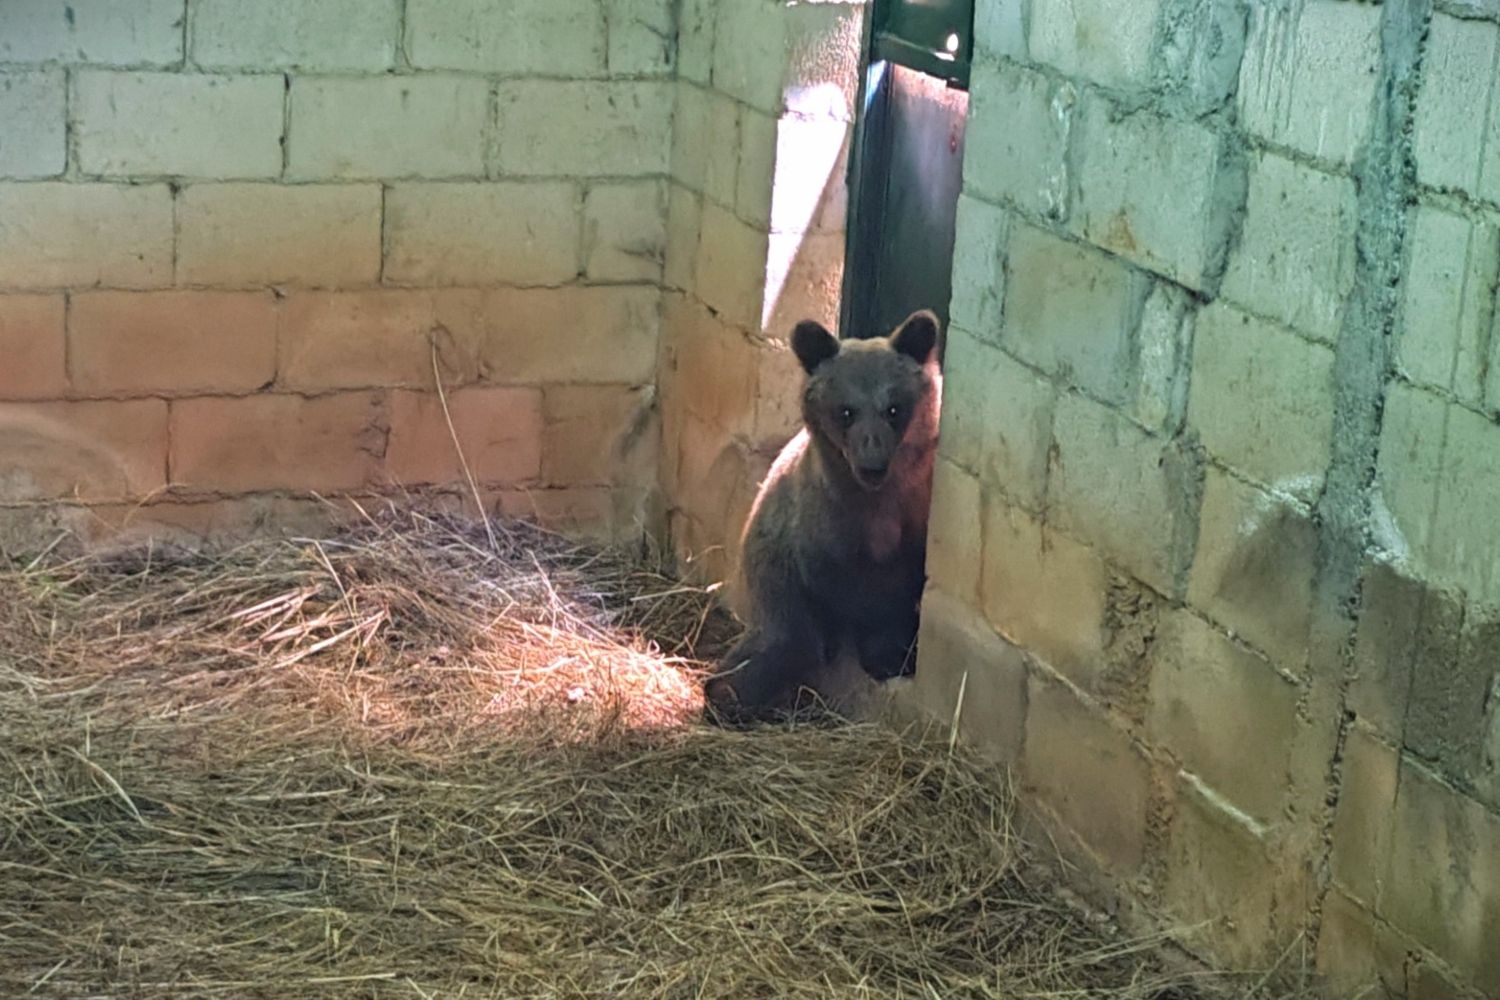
[[1, 507, 1290, 998]]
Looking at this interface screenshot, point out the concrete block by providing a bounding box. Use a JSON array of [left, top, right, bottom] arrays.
[[982, 499, 1109, 690], [606, 0, 676, 76], [671, 84, 740, 206], [478, 286, 660, 385], [1155, 0, 1249, 116], [1374, 382, 1447, 580], [0, 399, 167, 501], [755, 114, 851, 235], [1070, 94, 1241, 292], [0, 0, 183, 66], [1161, 774, 1306, 969], [541, 385, 656, 487], [1029, 0, 1163, 89], [974, 0, 1025, 60], [1413, 13, 1500, 200], [1443, 0, 1500, 17], [1350, 560, 1464, 742], [75, 71, 283, 179], [1479, 641, 1500, 814], [939, 326, 1054, 510], [500, 487, 647, 546], [677, 0, 716, 85], [1221, 152, 1359, 346], [405, 0, 606, 75], [926, 458, 983, 607], [1187, 469, 1317, 671], [386, 387, 543, 488], [1398, 204, 1499, 408], [656, 302, 698, 488], [81, 495, 358, 550], [1485, 325, 1500, 417], [0, 182, 172, 290], [1049, 392, 1194, 595], [659, 399, 708, 512], [1314, 889, 1394, 1000], [383, 182, 578, 288], [910, 589, 1029, 763], [762, 229, 844, 338], [287, 75, 489, 180], [178, 183, 382, 288], [692, 92, 738, 209], [170, 392, 385, 493], [583, 180, 667, 284], [1132, 281, 1194, 434], [1022, 676, 1151, 874], [1188, 302, 1335, 502], [190, 0, 399, 71], [749, 336, 806, 447], [494, 81, 673, 177], [1149, 611, 1302, 824], [663, 185, 701, 292], [69, 291, 278, 396], [962, 59, 1071, 219], [1406, 953, 1484, 1000], [0, 504, 99, 557], [712, 1, 863, 119], [1382, 758, 1500, 994], [659, 294, 757, 433], [1407, 612, 1500, 786], [693, 201, 769, 332], [0, 295, 65, 400], [1379, 384, 1500, 606], [669, 416, 754, 542], [0, 72, 66, 178], [1329, 727, 1399, 909], [1237, 0, 1382, 166], [276, 289, 486, 392], [1002, 223, 1149, 405], [948, 194, 1009, 339], [736, 107, 778, 227]]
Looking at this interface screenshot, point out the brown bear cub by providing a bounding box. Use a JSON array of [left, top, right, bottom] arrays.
[[705, 309, 943, 724]]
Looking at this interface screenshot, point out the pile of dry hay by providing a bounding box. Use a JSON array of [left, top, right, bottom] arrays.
[[1, 508, 1292, 998]]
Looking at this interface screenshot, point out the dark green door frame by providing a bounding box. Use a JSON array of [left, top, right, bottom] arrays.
[[840, 0, 975, 345], [869, 0, 974, 87]]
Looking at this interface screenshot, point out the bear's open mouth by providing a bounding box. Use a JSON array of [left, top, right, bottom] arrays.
[[851, 465, 889, 491]]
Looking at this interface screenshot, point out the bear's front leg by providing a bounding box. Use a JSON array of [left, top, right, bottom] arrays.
[[704, 625, 828, 725], [853, 615, 919, 681]]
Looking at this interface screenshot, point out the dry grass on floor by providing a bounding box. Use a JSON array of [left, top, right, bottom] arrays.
[[2, 507, 1300, 998]]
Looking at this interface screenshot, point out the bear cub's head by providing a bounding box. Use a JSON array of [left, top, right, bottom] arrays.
[[791, 309, 941, 493]]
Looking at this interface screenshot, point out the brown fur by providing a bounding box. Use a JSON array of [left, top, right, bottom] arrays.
[[705, 310, 944, 723]]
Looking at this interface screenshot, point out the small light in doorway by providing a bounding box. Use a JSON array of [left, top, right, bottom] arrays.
[[944, 32, 960, 54]]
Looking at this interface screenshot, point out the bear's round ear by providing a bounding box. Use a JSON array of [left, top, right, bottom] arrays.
[[890, 310, 940, 365], [791, 320, 839, 374]]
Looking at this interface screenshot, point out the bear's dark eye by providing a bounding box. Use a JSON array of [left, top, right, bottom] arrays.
[[886, 404, 900, 420], [839, 406, 855, 428]]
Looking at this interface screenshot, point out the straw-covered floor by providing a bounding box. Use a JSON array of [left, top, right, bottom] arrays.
[[2, 507, 1297, 998]]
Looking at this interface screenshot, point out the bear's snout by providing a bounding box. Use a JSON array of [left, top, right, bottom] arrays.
[[846, 425, 895, 491]]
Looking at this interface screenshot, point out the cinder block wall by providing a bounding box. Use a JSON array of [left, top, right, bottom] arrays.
[[0, 0, 669, 547], [902, 1, 1500, 996], [6, 0, 1496, 993]]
